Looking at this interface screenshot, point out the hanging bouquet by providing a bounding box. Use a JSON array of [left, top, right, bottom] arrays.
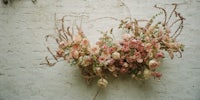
[[43, 3, 185, 88]]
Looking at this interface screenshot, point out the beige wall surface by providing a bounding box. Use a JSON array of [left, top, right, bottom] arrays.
[[0, 0, 200, 100]]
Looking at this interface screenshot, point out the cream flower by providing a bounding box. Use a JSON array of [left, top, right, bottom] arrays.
[[97, 78, 108, 88], [112, 52, 120, 60], [80, 56, 91, 67], [143, 68, 152, 79], [149, 59, 159, 70]]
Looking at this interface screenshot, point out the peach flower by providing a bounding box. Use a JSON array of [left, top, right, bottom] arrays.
[[81, 38, 89, 48], [71, 50, 79, 59], [73, 34, 82, 43], [89, 45, 100, 55]]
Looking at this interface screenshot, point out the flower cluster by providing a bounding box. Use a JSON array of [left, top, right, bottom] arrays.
[[45, 4, 185, 88]]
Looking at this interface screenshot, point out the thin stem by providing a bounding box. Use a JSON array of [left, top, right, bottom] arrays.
[[93, 88, 101, 100], [174, 23, 183, 39], [87, 17, 119, 23], [154, 5, 167, 25], [120, 0, 132, 21], [166, 3, 177, 24], [40, 56, 56, 66], [47, 47, 58, 61]]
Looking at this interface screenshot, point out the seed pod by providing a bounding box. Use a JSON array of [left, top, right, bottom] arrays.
[[120, 67, 128, 74], [95, 67, 102, 76]]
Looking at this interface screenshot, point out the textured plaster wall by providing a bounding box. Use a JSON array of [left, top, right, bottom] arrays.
[[0, 0, 200, 100]]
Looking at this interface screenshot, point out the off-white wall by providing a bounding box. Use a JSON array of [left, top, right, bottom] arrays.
[[0, 0, 200, 100]]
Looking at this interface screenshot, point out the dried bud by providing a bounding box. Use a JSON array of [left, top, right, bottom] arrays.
[[81, 56, 91, 67], [156, 52, 165, 58], [108, 65, 116, 72], [143, 68, 152, 79], [120, 67, 128, 74], [95, 67, 102, 76], [149, 59, 159, 70], [131, 74, 136, 78], [152, 72, 162, 80], [137, 58, 143, 63], [112, 52, 120, 60], [56, 49, 64, 57], [97, 78, 108, 88], [123, 62, 129, 68]]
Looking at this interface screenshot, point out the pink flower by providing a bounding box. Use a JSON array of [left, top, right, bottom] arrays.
[[145, 43, 152, 52], [129, 39, 138, 48], [56, 49, 64, 57], [129, 40, 144, 51], [137, 58, 143, 63], [156, 52, 165, 58], [121, 45, 130, 52], [134, 51, 141, 59], [101, 52, 111, 59], [81, 38, 89, 47], [106, 58, 115, 65], [123, 33, 131, 40], [109, 47, 116, 53], [98, 56, 106, 63], [126, 56, 135, 63], [151, 72, 162, 79], [72, 44, 80, 50], [89, 45, 100, 55]]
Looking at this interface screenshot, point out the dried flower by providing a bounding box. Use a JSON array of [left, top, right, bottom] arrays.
[[81, 38, 89, 48], [112, 52, 120, 60], [73, 34, 82, 43], [149, 59, 159, 70], [143, 68, 152, 79], [44, 4, 185, 88], [89, 45, 100, 55], [97, 78, 108, 88], [71, 50, 79, 59]]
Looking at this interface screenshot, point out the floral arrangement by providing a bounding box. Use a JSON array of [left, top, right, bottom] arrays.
[[43, 3, 185, 88]]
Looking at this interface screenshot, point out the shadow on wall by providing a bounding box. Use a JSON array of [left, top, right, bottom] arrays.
[[2, 0, 36, 5]]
